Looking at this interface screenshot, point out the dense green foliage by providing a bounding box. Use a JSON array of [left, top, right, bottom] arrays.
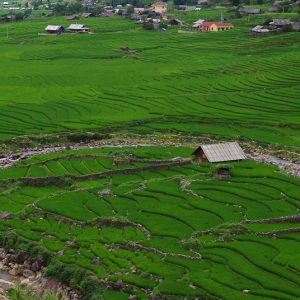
[[1, 146, 300, 299], [0, 9, 299, 148]]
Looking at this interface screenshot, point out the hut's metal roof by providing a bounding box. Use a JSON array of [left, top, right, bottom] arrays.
[[67, 24, 87, 30], [82, 12, 92, 17], [270, 19, 291, 26], [45, 25, 62, 31], [200, 142, 246, 162], [252, 25, 269, 33], [238, 7, 261, 13]]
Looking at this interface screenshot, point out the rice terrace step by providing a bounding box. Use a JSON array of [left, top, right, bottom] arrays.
[[0, 2, 300, 299]]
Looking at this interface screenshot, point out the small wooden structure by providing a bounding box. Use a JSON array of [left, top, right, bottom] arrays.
[[269, 19, 291, 28], [192, 142, 246, 163], [67, 24, 90, 33], [251, 25, 270, 35], [66, 15, 79, 20], [82, 12, 93, 18], [213, 165, 232, 177], [45, 25, 64, 34], [151, 1, 168, 14], [238, 7, 261, 14], [169, 18, 183, 26]]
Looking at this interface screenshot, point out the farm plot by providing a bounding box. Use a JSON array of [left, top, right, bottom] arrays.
[[0, 14, 300, 146], [0, 146, 300, 299]]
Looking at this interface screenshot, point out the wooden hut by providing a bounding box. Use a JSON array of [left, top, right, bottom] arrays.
[[192, 142, 246, 162], [238, 7, 261, 14], [67, 24, 90, 33], [82, 12, 93, 18], [169, 18, 183, 26], [66, 15, 79, 20], [45, 25, 64, 34]]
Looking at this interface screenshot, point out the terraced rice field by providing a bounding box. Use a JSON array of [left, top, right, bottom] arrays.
[[0, 11, 299, 146], [1, 146, 300, 299]]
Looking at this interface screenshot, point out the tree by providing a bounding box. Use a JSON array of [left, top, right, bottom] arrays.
[[277, 0, 291, 12], [53, 2, 66, 15], [127, 6, 134, 14], [232, 0, 240, 6]]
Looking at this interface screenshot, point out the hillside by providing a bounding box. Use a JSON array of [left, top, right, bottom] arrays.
[[1, 146, 300, 299], [0, 7, 300, 300], [0, 12, 299, 148]]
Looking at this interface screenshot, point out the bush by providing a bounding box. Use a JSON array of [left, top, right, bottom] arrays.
[[143, 22, 154, 30], [67, 132, 111, 143], [44, 259, 103, 299]]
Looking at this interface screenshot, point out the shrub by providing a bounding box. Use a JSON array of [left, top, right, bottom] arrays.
[[67, 133, 111, 143]]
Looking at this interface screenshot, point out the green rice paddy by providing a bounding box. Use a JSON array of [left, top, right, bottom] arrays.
[[0, 11, 299, 147], [1, 146, 300, 299], [1, 7, 300, 299]]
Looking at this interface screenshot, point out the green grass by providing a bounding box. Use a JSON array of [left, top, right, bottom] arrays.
[[0, 11, 299, 147], [0, 146, 300, 298]]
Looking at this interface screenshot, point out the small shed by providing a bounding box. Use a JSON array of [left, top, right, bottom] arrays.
[[192, 19, 205, 28], [45, 25, 64, 34], [66, 15, 79, 20], [270, 19, 291, 27], [82, 12, 93, 18], [212, 164, 232, 177], [169, 18, 183, 25], [67, 24, 90, 33], [192, 142, 246, 163], [251, 25, 270, 34]]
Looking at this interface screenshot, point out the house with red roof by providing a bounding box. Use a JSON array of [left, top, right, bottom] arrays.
[[197, 21, 234, 32], [151, 1, 167, 14]]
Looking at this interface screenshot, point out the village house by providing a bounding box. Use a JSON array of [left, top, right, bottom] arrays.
[[178, 5, 197, 11], [192, 142, 246, 163], [67, 24, 90, 33], [251, 25, 270, 35], [238, 7, 261, 14], [134, 7, 145, 14], [197, 0, 208, 4], [45, 25, 64, 34], [151, 1, 167, 14], [197, 21, 234, 32], [81, 12, 93, 18], [269, 19, 291, 28], [66, 15, 79, 20], [169, 18, 183, 26], [100, 11, 114, 17], [192, 19, 205, 28]]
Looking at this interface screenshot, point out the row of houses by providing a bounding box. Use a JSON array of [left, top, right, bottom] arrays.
[[45, 24, 90, 34], [252, 19, 300, 34]]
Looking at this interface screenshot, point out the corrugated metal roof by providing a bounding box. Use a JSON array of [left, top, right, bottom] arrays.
[[270, 19, 291, 26], [45, 25, 62, 31], [200, 142, 246, 162], [67, 24, 86, 30]]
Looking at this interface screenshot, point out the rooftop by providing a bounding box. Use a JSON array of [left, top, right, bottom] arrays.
[[195, 142, 246, 163]]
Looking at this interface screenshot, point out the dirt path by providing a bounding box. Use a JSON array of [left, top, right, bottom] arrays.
[[0, 142, 155, 169], [248, 153, 300, 178]]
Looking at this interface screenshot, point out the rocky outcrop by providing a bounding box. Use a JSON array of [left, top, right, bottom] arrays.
[[0, 248, 81, 300]]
